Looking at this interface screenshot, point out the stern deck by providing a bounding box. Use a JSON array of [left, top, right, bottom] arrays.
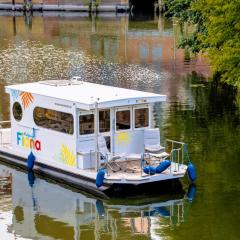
[[102, 158, 187, 184]]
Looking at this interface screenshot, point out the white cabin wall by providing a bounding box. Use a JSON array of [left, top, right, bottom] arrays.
[[9, 90, 77, 168], [114, 130, 144, 154], [76, 104, 149, 160], [113, 104, 150, 155]]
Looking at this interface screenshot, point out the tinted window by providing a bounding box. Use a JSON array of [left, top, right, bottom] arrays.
[[12, 102, 23, 121], [33, 107, 74, 135], [79, 114, 94, 135], [135, 108, 149, 128], [116, 110, 131, 131]]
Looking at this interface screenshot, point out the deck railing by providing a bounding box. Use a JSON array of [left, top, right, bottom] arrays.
[[99, 199, 185, 231], [166, 139, 186, 172]]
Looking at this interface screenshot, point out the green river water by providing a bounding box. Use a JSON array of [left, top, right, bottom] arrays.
[[0, 13, 239, 240]]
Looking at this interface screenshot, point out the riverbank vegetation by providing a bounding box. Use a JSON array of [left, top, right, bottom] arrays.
[[164, 0, 240, 88]]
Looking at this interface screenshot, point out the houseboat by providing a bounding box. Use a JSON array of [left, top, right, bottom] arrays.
[[0, 78, 196, 198]]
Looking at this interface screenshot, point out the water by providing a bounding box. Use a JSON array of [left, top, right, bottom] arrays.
[[0, 13, 239, 240]]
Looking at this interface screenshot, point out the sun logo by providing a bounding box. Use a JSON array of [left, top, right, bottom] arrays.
[[116, 132, 131, 145], [20, 92, 34, 109], [60, 144, 76, 167]]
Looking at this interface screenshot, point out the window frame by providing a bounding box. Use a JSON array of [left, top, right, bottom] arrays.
[[33, 106, 74, 135], [99, 108, 111, 134], [133, 105, 150, 130], [115, 106, 132, 133], [79, 111, 95, 137]]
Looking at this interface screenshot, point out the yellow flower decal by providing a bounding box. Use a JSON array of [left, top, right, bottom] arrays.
[[60, 144, 76, 167], [116, 132, 131, 145], [20, 92, 34, 109]]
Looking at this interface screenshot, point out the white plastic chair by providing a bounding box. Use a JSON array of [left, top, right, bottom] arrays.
[[98, 136, 123, 172], [144, 128, 169, 160], [98, 136, 110, 156]]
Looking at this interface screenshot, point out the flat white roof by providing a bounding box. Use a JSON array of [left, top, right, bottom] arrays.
[[6, 80, 166, 110]]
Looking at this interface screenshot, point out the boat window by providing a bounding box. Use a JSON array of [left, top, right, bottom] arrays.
[[12, 102, 23, 121], [33, 107, 74, 135], [99, 109, 110, 133], [116, 110, 131, 131], [79, 114, 94, 135], [135, 108, 149, 128]]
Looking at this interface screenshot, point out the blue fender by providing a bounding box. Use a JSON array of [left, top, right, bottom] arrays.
[[96, 200, 105, 218], [187, 163, 197, 182], [27, 151, 35, 170], [187, 183, 196, 201], [143, 210, 157, 217], [155, 207, 170, 217], [144, 207, 170, 217], [155, 160, 171, 173], [143, 165, 156, 175], [28, 170, 35, 187], [96, 169, 105, 188]]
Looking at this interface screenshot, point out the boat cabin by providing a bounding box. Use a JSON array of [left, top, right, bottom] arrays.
[[5, 79, 166, 171]]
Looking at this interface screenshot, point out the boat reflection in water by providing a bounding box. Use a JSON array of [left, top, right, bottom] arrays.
[[0, 164, 194, 239]]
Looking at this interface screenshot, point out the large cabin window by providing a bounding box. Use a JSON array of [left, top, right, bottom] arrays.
[[116, 109, 131, 131], [33, 107, 74, 135], [79, 114, 94, 135], [99, 109, 110, 133], [135, 108, 149, 128]]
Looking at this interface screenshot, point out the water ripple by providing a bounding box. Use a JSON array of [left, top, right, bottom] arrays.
[[0, 40, 167, 91]]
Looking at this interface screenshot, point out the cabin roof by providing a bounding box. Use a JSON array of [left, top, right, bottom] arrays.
[[6, 80, 166, 110]]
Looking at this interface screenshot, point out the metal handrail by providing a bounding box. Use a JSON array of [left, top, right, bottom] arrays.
[[166, 139, 186, 167], [166, 139, 185, 145], [169, 145, 185, 172], [139, 153, 151, 177]]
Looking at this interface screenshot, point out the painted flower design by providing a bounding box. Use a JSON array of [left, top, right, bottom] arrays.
[[60, 144, 76, 167], [20, 92, 34, 109], [11, 89, 20, 101]]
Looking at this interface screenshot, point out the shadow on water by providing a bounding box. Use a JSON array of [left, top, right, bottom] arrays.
[[105, 179, 185, 199]]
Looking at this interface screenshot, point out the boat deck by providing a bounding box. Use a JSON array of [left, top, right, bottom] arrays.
[[103, 160, 187, 184]]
